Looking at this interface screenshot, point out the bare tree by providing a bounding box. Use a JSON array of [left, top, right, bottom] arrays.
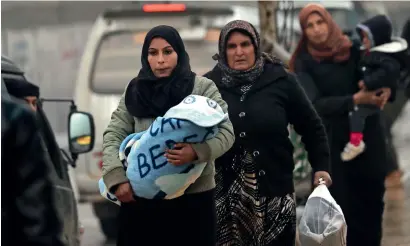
[[258, 1, 277, 54], [258, 1, 291, 62]]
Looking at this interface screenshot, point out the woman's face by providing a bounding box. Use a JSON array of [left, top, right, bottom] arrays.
[[148, 37, 178, 78], [24, 96, 37, 112], [304, 13, 329, 46], [225, 31, 256, 71]]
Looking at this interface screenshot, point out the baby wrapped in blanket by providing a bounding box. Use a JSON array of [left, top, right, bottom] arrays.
[[99, 95, 228, 205]]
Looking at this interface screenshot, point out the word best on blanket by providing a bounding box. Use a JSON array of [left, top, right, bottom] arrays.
[[99, 95, 228, 205]]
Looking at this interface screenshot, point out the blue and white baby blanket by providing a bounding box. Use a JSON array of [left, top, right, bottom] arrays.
[[99, 95, 228, 205]]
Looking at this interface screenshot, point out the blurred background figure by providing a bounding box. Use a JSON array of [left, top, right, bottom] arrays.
[[383, 17, 410, 189], [1, 87, 64, 246], [399, 18, 410, 95]]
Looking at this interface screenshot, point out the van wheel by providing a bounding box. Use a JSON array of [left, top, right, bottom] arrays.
[[100, 218, 118, 240]]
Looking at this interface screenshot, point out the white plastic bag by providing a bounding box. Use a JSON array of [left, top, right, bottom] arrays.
[[298, 181, 347, 246]]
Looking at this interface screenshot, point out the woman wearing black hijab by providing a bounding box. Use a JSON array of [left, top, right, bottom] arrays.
[[101, 25, 234, 246]]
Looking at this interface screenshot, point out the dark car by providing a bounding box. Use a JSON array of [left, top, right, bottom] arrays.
[[1, 56, 96, 246]]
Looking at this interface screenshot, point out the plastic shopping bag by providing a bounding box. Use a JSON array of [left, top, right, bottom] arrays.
[[298, 180, 347, 246]]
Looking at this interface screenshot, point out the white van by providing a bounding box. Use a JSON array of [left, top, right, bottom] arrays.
[[73, 2, 263, 238]]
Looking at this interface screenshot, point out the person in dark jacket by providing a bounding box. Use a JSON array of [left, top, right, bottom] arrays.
[[1, 96, 64, 246], [341, 15, 406, 162], [289, 4, 392, 246], [382, 17, 410, 188], [204, 20, 331, 246], [400, 18, 410, 96]]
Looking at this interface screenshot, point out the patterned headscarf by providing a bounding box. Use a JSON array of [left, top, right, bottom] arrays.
[[212, 20, 279, 88]]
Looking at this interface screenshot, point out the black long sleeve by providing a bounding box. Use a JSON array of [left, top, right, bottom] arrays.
[[294, 57, 355, 118], [2, 99, 64, 246], [287, 74, 330, 173], [362, 53, 401, 92]]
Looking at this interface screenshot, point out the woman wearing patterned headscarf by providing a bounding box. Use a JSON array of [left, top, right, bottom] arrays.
[[290, 4, 393, 246], [204, 20, 331, 245]]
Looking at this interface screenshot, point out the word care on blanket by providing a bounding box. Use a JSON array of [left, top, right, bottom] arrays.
[[99, 95, 228, 205]]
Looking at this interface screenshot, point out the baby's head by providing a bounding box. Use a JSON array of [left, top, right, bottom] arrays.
[[356, 15, 393, 50], [164, 95, 228, 127], [360, 30, 372, 50]]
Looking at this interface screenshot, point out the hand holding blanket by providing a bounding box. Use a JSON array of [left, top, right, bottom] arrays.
[[99, 95, 228, 205]]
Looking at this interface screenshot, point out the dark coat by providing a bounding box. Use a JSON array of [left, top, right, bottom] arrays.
[[205, 62, 330, 197], [356, 14, 406, 94], [293, 45, 390, 177], [359, 51, 401, 93], [1, 97, 64, 246]]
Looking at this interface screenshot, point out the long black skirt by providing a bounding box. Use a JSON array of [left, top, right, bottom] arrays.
[[116, 189, 216, 246]]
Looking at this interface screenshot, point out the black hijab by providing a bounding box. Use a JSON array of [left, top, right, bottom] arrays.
[[3, 78, 39, 98], [125, 25, 196, 118]]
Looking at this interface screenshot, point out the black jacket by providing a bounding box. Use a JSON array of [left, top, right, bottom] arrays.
[[360, 51, 401, 92], [1, 97, 64, 246], [205, 63, 330, 196], [294, 45, 390, 177], [356, 14, 403, 95]]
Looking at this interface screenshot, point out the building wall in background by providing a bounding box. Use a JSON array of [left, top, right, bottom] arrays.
[[5, 24, 92, 133], [1, 1, 124, 133]]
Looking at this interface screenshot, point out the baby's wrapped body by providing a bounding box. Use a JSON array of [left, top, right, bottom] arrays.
[[360, 51, 401, 92], [342, 49, 403, 162], [356, 14, 407, 92], [341, 15, 408, 162], [99, 95, 228, 205]]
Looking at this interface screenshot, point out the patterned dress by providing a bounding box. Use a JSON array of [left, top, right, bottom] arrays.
[[215, 83, 296, 246]]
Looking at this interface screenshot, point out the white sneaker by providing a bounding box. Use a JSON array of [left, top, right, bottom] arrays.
[[341, 141, 365, 161]]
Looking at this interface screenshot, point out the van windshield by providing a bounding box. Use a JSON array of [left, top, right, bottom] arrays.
[[90, 30, 220, 94]]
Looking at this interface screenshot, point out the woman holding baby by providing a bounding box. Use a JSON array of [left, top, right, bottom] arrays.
[[290, 4, 398, 246], [102, 25, 234, 246]]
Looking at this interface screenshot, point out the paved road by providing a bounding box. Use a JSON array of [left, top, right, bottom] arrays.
[[78, 181, 410, 246], [78, 203, 115, 246], [382, 180, 410, 246]]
